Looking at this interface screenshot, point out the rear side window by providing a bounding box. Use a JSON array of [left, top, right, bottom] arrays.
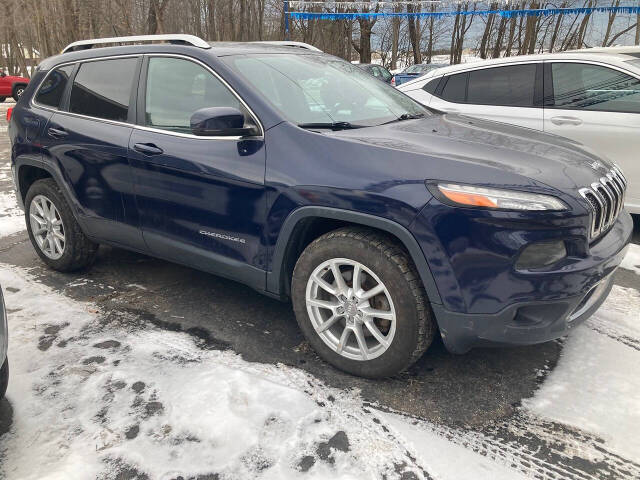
[[144, 57, 243, 134], [423, 77, 441, 95], [440, 73, 467, 103], [69, 58, 138, 122], [35, 65, 74, 109], [550, 63, 640, 113], [467, 64, 537, 107]]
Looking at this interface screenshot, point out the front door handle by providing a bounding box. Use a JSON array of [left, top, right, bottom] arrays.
[[47, 127, 68, 138], [133, 143, 164, 156], [550, 116, 583, 126]]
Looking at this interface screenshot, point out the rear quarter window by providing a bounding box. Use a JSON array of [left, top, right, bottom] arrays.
[[35, 65, 74, 109], [440, 73, 467, 103]]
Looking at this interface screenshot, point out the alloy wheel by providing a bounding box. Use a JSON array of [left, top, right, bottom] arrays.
[[29, 194, 65, 260], [305, 258, 396, 361]]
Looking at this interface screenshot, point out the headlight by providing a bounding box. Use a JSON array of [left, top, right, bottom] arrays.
[[433, 183, 567, 211]]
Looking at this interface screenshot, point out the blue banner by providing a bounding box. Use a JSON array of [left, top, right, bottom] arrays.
[[290, 5, 640, 20]]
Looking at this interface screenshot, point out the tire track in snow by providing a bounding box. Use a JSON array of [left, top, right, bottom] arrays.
[[370, 406, 640, 480]]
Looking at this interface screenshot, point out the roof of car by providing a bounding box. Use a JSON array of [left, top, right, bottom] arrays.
[[38, 41, 325, 71], [398, 50, 640, 89]]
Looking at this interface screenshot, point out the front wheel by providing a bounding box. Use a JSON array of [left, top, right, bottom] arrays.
[[292, 227, 435, 378], [0, 97, 6, 103]]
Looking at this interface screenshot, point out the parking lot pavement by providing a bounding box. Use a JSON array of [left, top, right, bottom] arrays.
[[1, 100, 639, 479]]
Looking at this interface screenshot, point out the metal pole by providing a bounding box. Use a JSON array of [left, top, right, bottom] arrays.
[[284, 0, 290, 40]]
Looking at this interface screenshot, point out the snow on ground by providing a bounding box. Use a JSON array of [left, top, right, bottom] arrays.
[[0, 191, 24, 238], [523, 284, 640, 461], [621, 243, 640, 275], [0, 265, 428, 480]]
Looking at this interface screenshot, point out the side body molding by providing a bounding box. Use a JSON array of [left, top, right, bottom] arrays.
[[267, 206, 442, 305]]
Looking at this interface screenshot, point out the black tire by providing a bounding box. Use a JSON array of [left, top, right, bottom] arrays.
[[25, 178, 98, 272], [0, 97, 6, 103], [12, 84, 26, 102], [292, 227, 435, 378], [0, 359, 7, 399]]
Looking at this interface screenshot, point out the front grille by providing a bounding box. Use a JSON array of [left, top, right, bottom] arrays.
[[579, 166, 627, 240]]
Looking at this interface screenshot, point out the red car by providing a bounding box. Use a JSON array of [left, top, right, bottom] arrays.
[[0, 71, 29, 102]]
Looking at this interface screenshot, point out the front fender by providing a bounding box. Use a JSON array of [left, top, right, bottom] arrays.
[[266, 206, 442, 305]]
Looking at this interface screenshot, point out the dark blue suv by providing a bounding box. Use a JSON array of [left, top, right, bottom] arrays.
[[9, 35, 632, 378]]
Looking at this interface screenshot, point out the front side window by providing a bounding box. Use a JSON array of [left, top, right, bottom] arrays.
[[145, 57, 244, 133], [467, 64, 537, 107], [223, 54, 427, 126], [69, 58, 137, 122], [551, 63, 640, 113], [35, 65, 74, 109]]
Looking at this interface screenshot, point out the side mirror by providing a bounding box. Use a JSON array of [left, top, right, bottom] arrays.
[[190, 107, 257, 137], [0, 71, 6, 78]]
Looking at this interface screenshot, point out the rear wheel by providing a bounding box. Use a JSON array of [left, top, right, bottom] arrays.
[[0, 97, 6, 103], [25, 179, 98, 272], [292, 227, 435, 378]]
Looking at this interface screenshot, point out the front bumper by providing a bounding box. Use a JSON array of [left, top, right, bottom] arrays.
[[413, 202, 633, 353], [433, 271, 616, 353]]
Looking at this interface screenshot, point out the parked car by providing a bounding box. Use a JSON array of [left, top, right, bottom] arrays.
[[0, 70, 29, 102], [392, 63, 446, 86], [1, 285, 8, 400], [9, 35, 632, 378], [398, 51, 640, 214], [357, 63, 393, 83]]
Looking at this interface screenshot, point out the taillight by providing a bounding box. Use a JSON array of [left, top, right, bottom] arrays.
[[391, 77, 396, 86], [6, 107, 12, 122]]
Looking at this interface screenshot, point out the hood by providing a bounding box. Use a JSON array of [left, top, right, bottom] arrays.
[[328, 113, 614, 194]]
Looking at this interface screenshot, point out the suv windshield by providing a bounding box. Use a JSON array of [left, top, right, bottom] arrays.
[[222, 54, 428, 127]]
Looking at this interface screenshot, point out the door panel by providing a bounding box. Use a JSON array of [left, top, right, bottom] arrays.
[[130, 55, 267, 286], [44, 113, 143, 247], [544, 62, 640, 212]]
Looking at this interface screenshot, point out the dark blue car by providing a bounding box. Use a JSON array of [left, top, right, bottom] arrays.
[[8, 35, 632, 378]]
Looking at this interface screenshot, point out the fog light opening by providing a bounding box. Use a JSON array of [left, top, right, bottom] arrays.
[[516, 240, 567, 270]]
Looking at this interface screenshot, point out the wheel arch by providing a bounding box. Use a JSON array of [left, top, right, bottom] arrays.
[[267, 206, 442, 305]]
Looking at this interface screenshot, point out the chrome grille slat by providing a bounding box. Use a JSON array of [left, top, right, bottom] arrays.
[[579, 167, 626, 241]]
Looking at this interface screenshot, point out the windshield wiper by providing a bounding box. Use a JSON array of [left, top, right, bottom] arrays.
[[298, 121, 362, 131], [382, 112, 425, 125]]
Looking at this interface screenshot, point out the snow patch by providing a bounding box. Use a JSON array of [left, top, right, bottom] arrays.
[[0, 191, 24, 238], [621, 243, 640, 275], [0, 264, 425, 479], [522, 285, 640, 460]]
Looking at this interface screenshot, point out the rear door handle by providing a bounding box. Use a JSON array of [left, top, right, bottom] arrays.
[[47, 127, 68, 138], [550, 116, 583, 126], [133, 143, 164, 156]]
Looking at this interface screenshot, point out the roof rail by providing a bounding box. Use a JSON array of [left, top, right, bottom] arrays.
[[62, 34, 210, 54], [254, 41, 322, 52]]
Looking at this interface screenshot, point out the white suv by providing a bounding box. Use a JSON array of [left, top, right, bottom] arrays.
[[399, 51, 640, 214]]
